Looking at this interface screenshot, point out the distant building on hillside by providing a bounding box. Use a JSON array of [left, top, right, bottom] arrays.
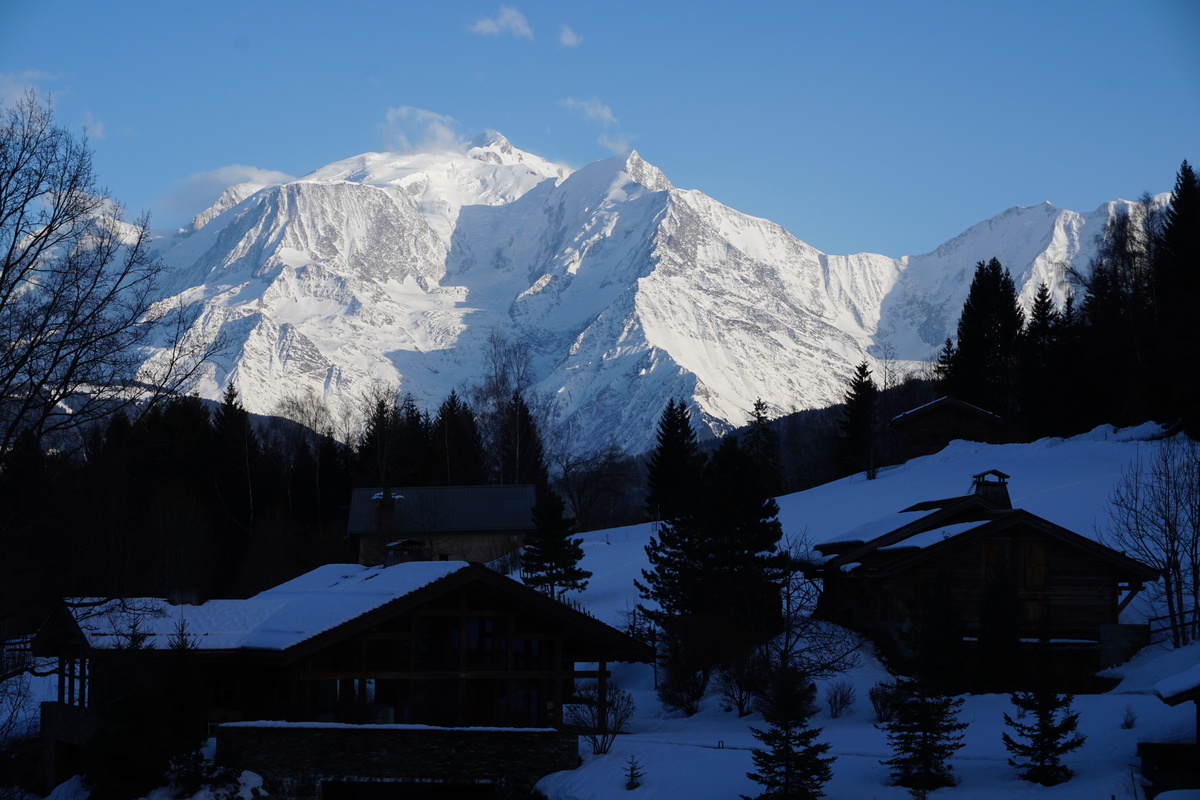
[[811, 469, 1157, 691], [890, 396, 1005, 463], [346, 485, 536, 566]]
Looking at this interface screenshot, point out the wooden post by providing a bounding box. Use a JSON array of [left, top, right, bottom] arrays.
[[597, 659, 609, 739]]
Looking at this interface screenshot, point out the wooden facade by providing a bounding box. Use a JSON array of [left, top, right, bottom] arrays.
[[37, 563, 653, 796], [347, 486, 537, 565], [814, 472, 1158, 689]]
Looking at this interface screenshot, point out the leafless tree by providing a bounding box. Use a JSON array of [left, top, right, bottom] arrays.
[[762, 535, 863, 682], [0, 91, 216, 455], [555, 440, 631, 531], [1103, 437, 1200, 646]]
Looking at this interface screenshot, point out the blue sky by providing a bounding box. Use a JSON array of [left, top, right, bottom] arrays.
[[2, 0, 1198, 257]]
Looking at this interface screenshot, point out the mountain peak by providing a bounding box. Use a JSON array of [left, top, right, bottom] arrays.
[[624, 150, 672, 192]]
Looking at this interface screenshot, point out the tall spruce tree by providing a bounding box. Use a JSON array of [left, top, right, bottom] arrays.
[[742, 681, 835, 800], [946, 258, 1024, 419], [881, 678, 968, 798], [1156, 161, 1200, 433], [838, 362, 879, 478], [496, 390, 548, 489], [744, 398, 784, 498], [1019, 283, 1060, 438], [1001, 689, 1085, 786], [429, 390, 485, 486], [645, 398, 704, 522]]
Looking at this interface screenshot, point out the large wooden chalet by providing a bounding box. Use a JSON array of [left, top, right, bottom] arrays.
[[37, 562, 652, 799], [812, 470, 1158, 689]]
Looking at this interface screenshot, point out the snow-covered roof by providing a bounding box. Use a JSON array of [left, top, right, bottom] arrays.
[[70, 561, 470, 652], [1154, 661, 1200, 705], [875, 521, 982, 551], [817, 509, 929, 547]]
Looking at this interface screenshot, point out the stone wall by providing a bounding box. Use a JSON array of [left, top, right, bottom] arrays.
[[216, 723, 579, 799]]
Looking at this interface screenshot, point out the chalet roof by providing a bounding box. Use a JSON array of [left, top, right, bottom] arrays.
[[347, 485, 536, 535], [1154, 661, 1200, 706], [890, 395, 1002, 425], [59, 562, 654, 665], [68, 562, 468, 652], [814, 474, 1157, 582]]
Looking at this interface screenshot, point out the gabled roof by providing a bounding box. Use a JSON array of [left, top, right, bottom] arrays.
[[57, 562, 654, 665], [815, 479, 1157, 582], [347, 485, 536, 535], [67, 562, 469, 652], [890, 395, 1002, 425]]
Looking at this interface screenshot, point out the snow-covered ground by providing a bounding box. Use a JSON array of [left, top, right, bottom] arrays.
[[538, 423, 1200, 799]]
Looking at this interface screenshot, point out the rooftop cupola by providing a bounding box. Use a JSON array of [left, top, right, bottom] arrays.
[[971, 469, 1012, 509]]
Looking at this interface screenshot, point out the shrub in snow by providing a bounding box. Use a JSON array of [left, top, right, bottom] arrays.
[[869, 681, 900, 723], [1001, 689, 1086, 786], [716, 652, 767, 717], [1121, 703, 1138, 729], [880, 678, 967, 797], [564, 682, 635, 755], [825, 679, 856, 719]]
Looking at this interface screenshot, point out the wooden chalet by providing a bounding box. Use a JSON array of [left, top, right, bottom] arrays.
[[37, 562, 653, 799], [347, 486, 536, 566], [890, 396, 1005, 463], [812, 470, 1158, 690]]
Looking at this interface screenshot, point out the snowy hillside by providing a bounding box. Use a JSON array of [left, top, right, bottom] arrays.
[[139, 135, 1151, 453], [535, 424, 1197, 800]]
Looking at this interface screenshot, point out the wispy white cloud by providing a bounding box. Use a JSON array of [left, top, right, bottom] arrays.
[[0, 70, 62, 103], [558, 25, 582, 47], [560, 97, 617, 127], [159, 164, 294, 220], [378, 106, 462, 153], [83, 111, 105, 139], [468, 5, 533, 39], [560, 96, 630, 155]]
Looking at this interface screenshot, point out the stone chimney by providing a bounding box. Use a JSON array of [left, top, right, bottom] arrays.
[[971, 469, 1012, 509]]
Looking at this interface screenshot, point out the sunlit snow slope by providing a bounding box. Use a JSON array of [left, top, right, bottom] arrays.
[[141, 134, 1148, 453]]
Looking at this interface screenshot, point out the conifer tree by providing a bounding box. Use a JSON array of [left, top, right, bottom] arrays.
[[744, 398, 783, 498], [1001, 689, 1085, 786], [946, 258, 1024, 418], [1019, 283, 1060, 437], [880, 678, 967, 797], [743, 678, 835, 800], [430, 390, 485, 485], [522, 489, 590, 598], [497, 390, 548, 489], [645, 398, 704, 522], [838, 362, 879, 478]]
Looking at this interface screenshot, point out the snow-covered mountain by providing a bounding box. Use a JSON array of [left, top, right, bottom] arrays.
[[140, 134, 1145, 453]]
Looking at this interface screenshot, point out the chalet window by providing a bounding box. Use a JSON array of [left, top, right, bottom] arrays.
[[57, 656, 88, 707], [1023, 599, 1050, 625], [416, 616, 450, 667], [1023, 542, 1047, 591], [465, 617, 498, 667]]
